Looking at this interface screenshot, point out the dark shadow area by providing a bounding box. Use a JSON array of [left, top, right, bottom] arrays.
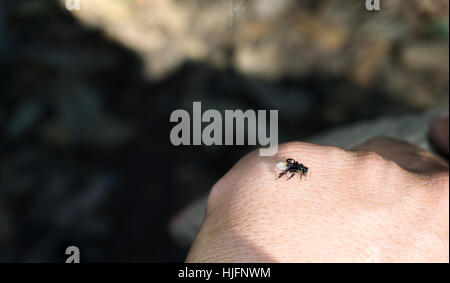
[[0, 0, 447, 262]]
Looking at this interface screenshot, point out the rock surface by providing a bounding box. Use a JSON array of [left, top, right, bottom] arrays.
[[69, 0, 449, 110]]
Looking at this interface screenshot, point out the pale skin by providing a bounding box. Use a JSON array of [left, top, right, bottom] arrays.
[[186, 136, 449, 263]]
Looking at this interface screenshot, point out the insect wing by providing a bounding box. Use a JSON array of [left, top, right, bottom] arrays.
[[276, 162, 288, 170]]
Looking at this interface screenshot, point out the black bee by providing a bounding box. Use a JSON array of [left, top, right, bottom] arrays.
[[276, 158, 309, 180]]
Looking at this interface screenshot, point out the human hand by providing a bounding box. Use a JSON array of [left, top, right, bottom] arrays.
[[186, 137, 449, 263]]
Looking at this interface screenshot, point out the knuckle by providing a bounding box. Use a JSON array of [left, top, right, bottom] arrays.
[[361, 151, 385, 163], [353, 150, 403, 176]]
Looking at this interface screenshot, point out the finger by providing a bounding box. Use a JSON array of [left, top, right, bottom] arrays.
[[351, 136, 448, 174]]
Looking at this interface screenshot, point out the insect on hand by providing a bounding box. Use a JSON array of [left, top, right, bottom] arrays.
[[276, 158, 309, 180]]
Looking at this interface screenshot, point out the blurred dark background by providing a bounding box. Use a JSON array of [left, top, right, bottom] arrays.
[[0, 0, 448, 262]]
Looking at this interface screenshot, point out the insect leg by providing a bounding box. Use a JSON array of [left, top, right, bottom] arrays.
[[288, 172, 296, 180], [278, 170, 288, 179]]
